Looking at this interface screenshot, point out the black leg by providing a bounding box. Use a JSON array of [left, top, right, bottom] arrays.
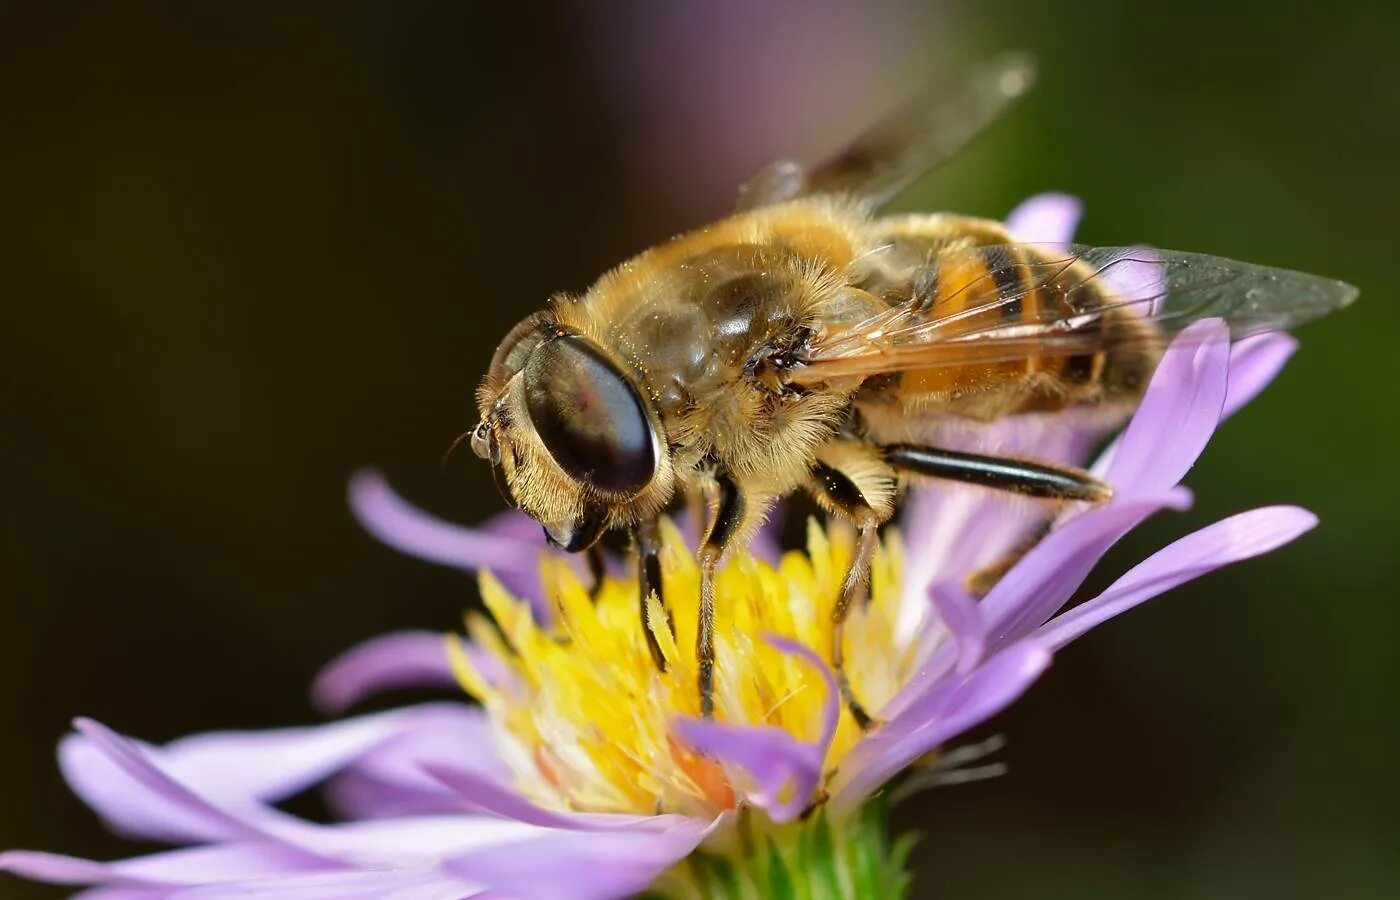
[[586, 544, 607, 600], [635, 518, 670, 672], [883, 444, 1111, 502], [965, 520, 1052, 598], [808, 461, 887, 731], [697, 470, 745, 719]]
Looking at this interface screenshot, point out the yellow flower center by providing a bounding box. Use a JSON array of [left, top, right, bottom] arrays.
[[449, 518, 921, 819]]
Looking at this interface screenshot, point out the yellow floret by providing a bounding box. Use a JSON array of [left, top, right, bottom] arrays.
[[450, 518, 919, 818]]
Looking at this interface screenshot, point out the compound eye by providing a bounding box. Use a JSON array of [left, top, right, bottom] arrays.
[[522, 335, 656, 495]]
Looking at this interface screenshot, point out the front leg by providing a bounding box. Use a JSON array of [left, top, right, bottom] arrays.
[[696, 468, 748, 720], [634, 517, 671, 671]]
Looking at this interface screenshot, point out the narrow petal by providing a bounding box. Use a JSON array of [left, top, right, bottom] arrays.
[[1099, 246, 1165, 317], [749, 503, 786, 565], [1005, 193, 1082, 246], [322, 704, 511, 821], [58, 718, 267, 844], [895, 487, 1039, 647], [978, 495, 1184, 654], [420, 764, 696, 834], [1093, 330, 1297, 475], [312, 632, 483, 714], [0, 842, 329, 888], [928, 580, 986, 675], [1106, 318, 1230, 496], [1036, 506, 1317, 649], [1223, 332, 1297, 420], [172, 866, 480, 898], [348, 470, 575, 613], [60, 708, 458, 843], [444, 818, 715, 900], [672, 636, 836, 823], [833, 642, 1052, 806]]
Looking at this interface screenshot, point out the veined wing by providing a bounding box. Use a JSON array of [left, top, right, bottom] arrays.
[[789, 244, 1357, 383], [736, 53, 1037, 211]]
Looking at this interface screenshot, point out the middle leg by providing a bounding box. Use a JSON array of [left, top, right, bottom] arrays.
[[806, 441, 898, 731]]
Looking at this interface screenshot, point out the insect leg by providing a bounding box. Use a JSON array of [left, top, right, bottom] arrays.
[[696, 469, 746, 719], [807, 442, 898, 731], [883, 444, 1109, 597], [586, 544, 607, 600], [965, 520, 1053, 598], [635, 517, 671, 672], [882, 444, 1112, 502]]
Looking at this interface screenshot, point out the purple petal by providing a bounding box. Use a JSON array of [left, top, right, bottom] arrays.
[[1099, 246, 1165, 317], [672, 635, 836, 823], [1036, 506, 1317, 649], [60, 708, 454, 843], [419, 764, 696, 834], [928, 580, 986, 675], [1106, 318, 1230, 496], [979, 495, 1184, 655], [58, 718, 268, 844], [312, 631, 480, 714], [174, 867, 480, 898], [749, 503, 786, 565], [1005, 193, 1082, 246], [348, 470, 573, 614], [833, 641, 1052, 806], [444, 817, 716, 900], [1093, 330, 1297, 476], [0, 842, 330, 889], [1223, 332, 1297, 420], [323, 704, 511, 821], [896, 487, 1039, 647]]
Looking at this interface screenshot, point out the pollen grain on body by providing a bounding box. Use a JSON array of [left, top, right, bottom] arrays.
[[448, 518, 916, 819]]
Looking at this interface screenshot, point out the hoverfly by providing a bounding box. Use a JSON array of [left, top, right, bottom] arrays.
[[471, 55, 1355, 725]]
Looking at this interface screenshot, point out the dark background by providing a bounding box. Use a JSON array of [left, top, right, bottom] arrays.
[[2, 2, 1396, 897]]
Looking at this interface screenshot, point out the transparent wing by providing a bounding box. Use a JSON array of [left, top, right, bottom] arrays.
[[790, 244, 1357, 383], [736, 53, 1037, 211]]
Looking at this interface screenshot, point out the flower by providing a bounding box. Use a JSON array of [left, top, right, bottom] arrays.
[[1, 196, 1317, 898]]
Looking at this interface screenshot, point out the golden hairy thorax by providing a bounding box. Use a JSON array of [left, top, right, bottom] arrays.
[[547, 197, 1150, 501]]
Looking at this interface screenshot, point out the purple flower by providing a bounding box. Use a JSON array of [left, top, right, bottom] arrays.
[[2, 196, 1316, 898]]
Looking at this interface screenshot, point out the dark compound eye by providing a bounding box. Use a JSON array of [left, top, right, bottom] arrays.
[[522, 335, 656, 495]]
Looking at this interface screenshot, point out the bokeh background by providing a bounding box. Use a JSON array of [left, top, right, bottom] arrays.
[[3, 2, 1396, 897]]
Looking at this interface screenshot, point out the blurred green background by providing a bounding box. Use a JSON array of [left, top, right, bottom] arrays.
[[1, 2, 1395, 897]]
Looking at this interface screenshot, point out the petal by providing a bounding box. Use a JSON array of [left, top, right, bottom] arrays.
[[348, 470, 572, 614], [1099, 246, 1165, 317], [443, 818, 716, 900], [0, 842, 329, 888], [173, 867, 481, 898], [895, 487, 1039, 648], [58, 718, 268, 844], [312, 631, 491, 714], [928, 580, 985, 675], [979, 495, 1184, 654], [672, 635, 836, 823], [323, 704, 511, 821], [1223, 332, 1297, 420], [833, 641, 1052, 805], [1105, 318, 1230, 495], [749, 502, 786, 565], [1036, 506, 1317, 649], [60, 708, 451, 843], [1005, 193, 1082, 246], [1093, 330, 1297, 475], [419, 764, 693, 834]]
